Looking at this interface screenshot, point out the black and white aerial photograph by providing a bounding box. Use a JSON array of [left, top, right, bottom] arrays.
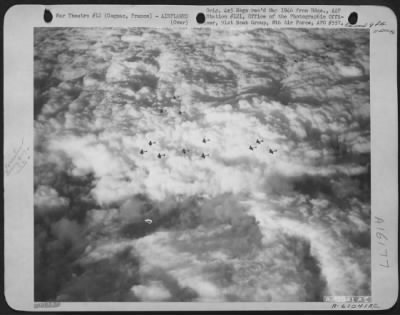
[[34, 27, 370, 302]]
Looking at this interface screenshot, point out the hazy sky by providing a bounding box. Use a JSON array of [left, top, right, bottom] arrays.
[[34, 27, 370, 302]]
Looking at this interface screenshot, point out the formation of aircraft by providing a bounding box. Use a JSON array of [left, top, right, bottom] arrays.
[[142, 96, 279, 161], [248, 138, 278, 155], [141, 136, 277, 159], [156, 95, 185, 116]]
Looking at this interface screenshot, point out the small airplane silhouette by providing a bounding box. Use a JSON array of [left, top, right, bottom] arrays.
[[202, 137, 210, 144], [144, 219, 152, 224], [157, 153, 166, 159], [256, 139, 264, 145], [201, 153, 210, 159], [182, 148, 190, 155], [269, 148, 278, 154], [148, 141, 156, 146], [249, 145, 256, 151], [140, 149, 147, 155]]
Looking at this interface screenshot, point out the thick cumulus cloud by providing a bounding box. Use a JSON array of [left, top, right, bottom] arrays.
[[34, 27, 370, 301]]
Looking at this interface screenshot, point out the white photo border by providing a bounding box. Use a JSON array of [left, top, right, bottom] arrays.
[[4, 4, 398, 311]]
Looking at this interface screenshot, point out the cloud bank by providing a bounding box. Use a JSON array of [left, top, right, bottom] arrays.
[[34, 27, 370, 302]]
